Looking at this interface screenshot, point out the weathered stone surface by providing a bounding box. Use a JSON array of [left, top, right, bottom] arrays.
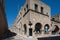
[[8, 0, 60, 40]]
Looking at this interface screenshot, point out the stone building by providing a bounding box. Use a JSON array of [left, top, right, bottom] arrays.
[[10, 0, 60, 39], [51, 14, 60, 35], [0, 0, 8, 37]]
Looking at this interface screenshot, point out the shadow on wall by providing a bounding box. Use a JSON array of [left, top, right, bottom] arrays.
[[0, 30, 17, 39]]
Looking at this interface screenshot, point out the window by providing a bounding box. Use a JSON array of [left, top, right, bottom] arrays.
[[24, 8, 26, 12], [52, 25, 59, 34], [44, 24, 49, 34], [52, 18, 55, 21], [44, 26, 49, 33], [24, 24, 27, 34], [35, 4, 38, 11], [24, 4, 28, 13], [26, 4, 28, 9], [34, 23, 42, 34], [24, 8, 27, 13], [41, 7, 43, 14]]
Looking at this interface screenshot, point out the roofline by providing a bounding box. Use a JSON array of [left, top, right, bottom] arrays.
[[23, 9, 49, 17]]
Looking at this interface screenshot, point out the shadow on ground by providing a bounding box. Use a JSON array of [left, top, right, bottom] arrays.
[[0, 30, 17, 40], [38, 36, 60, 40]]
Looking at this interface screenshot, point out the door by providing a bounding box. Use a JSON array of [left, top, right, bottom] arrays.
[[29, 28, 32, 36]]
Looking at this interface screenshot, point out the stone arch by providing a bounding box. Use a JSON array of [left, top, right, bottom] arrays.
[[44, 24, 50, 33], [35, 23, 42, 33], [24, 24, 27, 34], [52, 25, 59, 34]]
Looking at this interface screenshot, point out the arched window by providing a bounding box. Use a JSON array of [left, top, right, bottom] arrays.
[[52, 25, 59, 34], [35, 4, 38, 11], [44, 24, 49, 34], [24, 24, 27, 34], [35, 23, 42, 33]]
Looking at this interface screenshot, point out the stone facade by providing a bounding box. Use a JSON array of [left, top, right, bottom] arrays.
[[0, 0, 8, 37], [9, 0, 60, 39]]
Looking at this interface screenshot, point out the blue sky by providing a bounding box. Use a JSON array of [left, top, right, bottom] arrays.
[[4, 0, 60, 27]]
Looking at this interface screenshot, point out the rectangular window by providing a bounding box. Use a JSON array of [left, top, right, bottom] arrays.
[[26, 4, 28, 9], [35, 4, 38, 11], [41, 7, 43, 14]]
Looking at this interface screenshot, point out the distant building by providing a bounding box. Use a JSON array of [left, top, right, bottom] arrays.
[[51, 14, 60, 22], [10, 0, 60, 39], [0, 0, 8, 37]]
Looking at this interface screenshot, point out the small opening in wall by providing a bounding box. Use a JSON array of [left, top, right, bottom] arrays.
[[41, 7, 43, 14], [26, 4, 28, 9], [35, 4, 38, 11], [24, 8, 26, 12], [24, 24, 27, 34], [51, 18, 55, 21]]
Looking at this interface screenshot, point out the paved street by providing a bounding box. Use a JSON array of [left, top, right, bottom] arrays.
[[3, 35, 37, 40]]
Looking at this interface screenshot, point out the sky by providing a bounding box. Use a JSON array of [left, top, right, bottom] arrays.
[[4, 0, 60, 27]]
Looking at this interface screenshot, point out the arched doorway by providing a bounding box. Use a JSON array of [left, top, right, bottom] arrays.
[[24, 24, 27, 34], [44, 24, 49, 34], [35, 23, 42, 33], [52, 25, 59, 34]]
